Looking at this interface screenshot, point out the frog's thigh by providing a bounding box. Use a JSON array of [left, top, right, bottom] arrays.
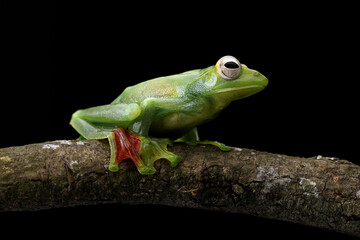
[[72, 103, 141, 125], [70, 103, 141, 139]]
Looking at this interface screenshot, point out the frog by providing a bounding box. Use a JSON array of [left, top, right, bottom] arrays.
[[70, 56, 268, 174]]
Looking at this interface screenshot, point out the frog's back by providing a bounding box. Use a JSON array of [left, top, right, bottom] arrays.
[[111, 66, 213, 104]]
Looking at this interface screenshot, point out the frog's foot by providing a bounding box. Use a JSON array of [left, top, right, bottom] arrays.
[[108, 128, 143, 172], [108, 128, 181, 175], [138, 136, 182, 174]]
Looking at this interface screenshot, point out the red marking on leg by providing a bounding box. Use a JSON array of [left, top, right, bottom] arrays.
[[113, 128, 141, 166]]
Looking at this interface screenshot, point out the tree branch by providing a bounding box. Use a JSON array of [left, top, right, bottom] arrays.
[[1, 140, 359, 237]]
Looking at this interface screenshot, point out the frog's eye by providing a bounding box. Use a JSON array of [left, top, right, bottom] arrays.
[[217, 56, 241, 80]]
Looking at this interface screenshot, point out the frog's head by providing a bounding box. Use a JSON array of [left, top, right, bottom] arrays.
[[196, 56, 268, 106]]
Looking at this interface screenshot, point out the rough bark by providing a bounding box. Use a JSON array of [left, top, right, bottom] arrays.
[[0, 140, 359, 237]]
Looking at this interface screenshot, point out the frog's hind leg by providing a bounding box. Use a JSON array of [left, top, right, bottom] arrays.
[[110, 128, 181, 174], [70, 103, 144, 172]]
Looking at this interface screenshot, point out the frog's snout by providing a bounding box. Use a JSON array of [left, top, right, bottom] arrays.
[[254, 71, 269, 89], [261, 75, 269, 88]]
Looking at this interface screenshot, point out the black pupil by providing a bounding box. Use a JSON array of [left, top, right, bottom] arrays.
[[225, 61, 239, 69]]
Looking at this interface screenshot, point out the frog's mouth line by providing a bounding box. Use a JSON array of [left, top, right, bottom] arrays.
[[210, 85, 265, 95]]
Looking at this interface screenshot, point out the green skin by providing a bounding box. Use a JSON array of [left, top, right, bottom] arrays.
[[70, 56, 268, 174]]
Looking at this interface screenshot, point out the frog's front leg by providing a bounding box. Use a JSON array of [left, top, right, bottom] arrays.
[[175, 128, 232, 151], [138, 136, 182, 174]]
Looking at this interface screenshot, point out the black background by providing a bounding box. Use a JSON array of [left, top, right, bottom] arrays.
[[1, 1, 359, 239]]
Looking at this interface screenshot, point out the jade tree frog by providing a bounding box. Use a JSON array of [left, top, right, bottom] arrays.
[[70, 56, 268, 174]]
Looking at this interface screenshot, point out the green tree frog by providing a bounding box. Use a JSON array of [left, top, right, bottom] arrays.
[[70, 56, 268, 174]]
